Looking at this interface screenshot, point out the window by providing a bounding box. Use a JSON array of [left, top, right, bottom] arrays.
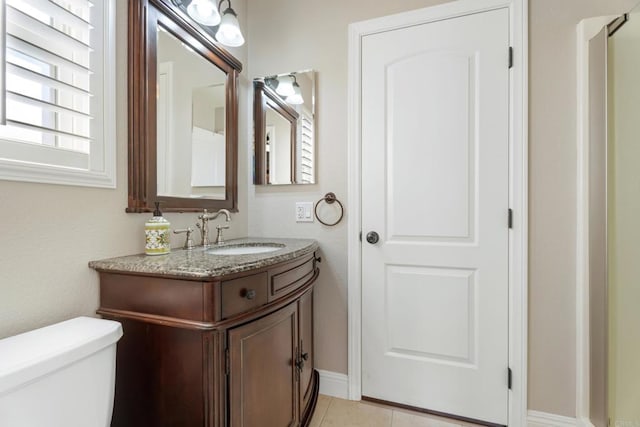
[[0, 0, 116, 188]]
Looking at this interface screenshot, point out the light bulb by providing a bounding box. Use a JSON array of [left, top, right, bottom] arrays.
[[286, 82, 304, 105], [276, 75, 295, 97], [215, 7, 245, 47], [187, 0, 221, 26]]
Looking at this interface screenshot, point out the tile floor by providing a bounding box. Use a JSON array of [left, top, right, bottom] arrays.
[[309, 395, 484, 427]]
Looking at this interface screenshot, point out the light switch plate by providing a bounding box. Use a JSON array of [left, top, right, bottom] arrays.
[[295, 202, 314, 222]]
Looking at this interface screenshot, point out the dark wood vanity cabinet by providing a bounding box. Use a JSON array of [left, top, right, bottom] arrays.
[[228, 301, 299, 427], [228, 288, 315, 427], [95, 251, 319, 427]]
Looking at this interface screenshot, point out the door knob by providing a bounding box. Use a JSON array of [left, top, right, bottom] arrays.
[[366, 231, 379, 244]]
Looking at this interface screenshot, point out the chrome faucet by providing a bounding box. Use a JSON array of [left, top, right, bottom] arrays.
[[196, 209, 231, 247]]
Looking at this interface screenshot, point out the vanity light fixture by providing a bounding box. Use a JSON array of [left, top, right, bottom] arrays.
[[215, 0, 245, 47], [286, 75, 304, 105], [171, 0, 245, 48], [275, 75, 295, 97], [187, 0, 221, 26], [264, 77, 279, 92], [263, 75, 304, 105]]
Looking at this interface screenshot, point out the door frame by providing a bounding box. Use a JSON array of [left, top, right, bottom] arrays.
[[346, 0, 528, 425]]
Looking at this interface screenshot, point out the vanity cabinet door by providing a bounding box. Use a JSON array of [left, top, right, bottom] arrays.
[[228, 302, 299, 427], [298, 289, 314, 414]]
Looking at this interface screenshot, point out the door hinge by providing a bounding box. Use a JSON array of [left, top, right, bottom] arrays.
[[359, 231, 362, 242], [508, 208, 513, 229], [508, 47, 514, 69], [225, 348, 230, 376], [508, 367, 512, 389]]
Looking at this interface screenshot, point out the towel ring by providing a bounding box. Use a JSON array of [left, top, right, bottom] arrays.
[[314, 192, 344, 226]]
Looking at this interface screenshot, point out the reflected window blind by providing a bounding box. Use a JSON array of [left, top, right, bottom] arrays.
[[299, 112, 314, 183], [2, 0, 93, 156]]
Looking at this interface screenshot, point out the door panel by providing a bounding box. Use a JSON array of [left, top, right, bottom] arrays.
[[228, 303, 298, 427], [387, 51, 474, 240], [361, 8, 510, 425], [385, 266, 476, 364]]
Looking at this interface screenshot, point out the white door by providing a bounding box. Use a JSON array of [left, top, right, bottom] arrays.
[[361, 8, 510, 425]]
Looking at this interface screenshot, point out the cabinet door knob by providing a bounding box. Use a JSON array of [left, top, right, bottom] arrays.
[[301, 352, 309, 361], [244, 289, 256, 300]]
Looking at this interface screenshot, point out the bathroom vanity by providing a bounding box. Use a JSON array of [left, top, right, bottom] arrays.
[[89, 238, 319, 427]]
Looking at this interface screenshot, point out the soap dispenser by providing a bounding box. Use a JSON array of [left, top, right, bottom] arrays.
[[145, 202, 171, 255]]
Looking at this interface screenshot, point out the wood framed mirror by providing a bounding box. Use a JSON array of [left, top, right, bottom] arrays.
[[254, 81, 298, 185], [127, 0, 242, 213], [254, 70, 316, 185]]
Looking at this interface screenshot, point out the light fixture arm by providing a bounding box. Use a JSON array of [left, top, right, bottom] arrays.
[[218, 0, 232, 12]]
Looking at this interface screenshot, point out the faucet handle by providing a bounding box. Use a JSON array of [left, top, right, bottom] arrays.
[[215, 224, 230, 245], [173, 227, 195, 250]]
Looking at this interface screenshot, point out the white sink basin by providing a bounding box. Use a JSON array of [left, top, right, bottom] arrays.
[[206, 244, 284, 255]]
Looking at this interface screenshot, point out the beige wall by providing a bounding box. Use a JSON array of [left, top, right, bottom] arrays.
[[1, 0, 639, 420], [0, 0, 249, 338]]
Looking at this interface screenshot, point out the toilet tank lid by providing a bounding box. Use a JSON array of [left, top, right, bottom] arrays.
[[0, 317, 123, 395]]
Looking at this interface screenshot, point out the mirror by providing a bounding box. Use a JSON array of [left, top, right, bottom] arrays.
[[254, 70, 316, 185], [156, 27, 227, 199], [604, 3, 640, 425], [127, 0, 241, 212]]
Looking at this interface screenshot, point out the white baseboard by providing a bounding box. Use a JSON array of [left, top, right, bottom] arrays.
[[529, 410, 579, 427], [317, 369, 349, 399], [576, 417, 596, 427], [315, 375, 585, 427]]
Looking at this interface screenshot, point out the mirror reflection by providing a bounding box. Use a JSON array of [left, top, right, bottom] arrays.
[[604, 3, 640, 425], [157, 25, 227, 199], [265, 103, 295, 184], [254, 70, 315, 185]]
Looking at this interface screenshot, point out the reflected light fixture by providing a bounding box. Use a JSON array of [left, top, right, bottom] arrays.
[[187, 0, 221, 26], [264, 77, 279, 92], [215, 0, 245, 47], [286, 75, 304, 105], [275, 75, 295, 97]]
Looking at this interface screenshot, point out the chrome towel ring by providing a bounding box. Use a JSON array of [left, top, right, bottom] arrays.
[[314, 192, 344, 226]]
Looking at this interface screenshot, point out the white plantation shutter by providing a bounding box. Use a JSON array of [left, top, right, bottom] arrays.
[[0, 0, 116, 187], [298, 111, 314, 184]]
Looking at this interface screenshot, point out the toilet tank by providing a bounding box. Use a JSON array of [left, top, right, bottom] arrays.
[[0, 317, 123, 427]]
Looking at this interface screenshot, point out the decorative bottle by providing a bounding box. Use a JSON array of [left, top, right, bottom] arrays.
[[145, 202, 170, 255]]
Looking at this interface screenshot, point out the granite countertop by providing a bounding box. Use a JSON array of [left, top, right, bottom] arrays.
[[88, 237, 319, 279]]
